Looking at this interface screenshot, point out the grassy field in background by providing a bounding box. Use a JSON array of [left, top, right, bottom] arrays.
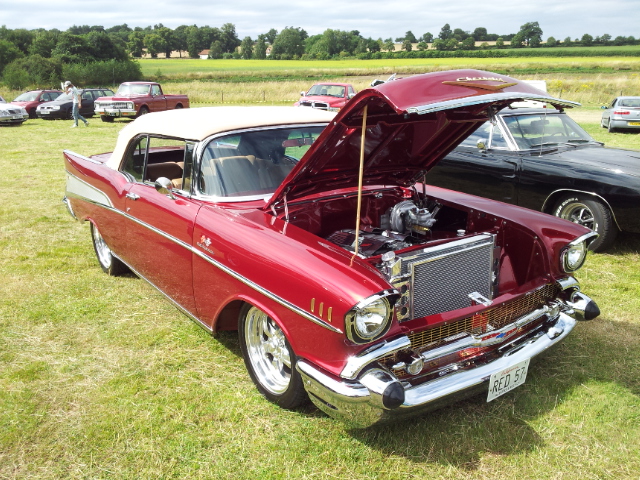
[[1, 84, 640, 478]]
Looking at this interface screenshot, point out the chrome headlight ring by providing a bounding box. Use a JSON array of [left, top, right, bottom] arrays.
[[561, 232, 598, 272], [345, 290, 397, 344]]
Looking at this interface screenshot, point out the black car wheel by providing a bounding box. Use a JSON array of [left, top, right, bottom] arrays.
[[101, 115, 114, 123], [28, 108, 37, 119], [553, 194, 617, 252], [137, 106, 149, 117], [238, 304, 307, 409], [608, 121, 616, 133], [91, 223, 129, 276]]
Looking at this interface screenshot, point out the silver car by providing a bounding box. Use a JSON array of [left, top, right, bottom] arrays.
[[601, 96, 640, 133]]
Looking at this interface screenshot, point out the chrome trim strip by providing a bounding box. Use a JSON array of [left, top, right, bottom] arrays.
[[408, 93, 580, 116], [66, 174, 343, 334], [341, 336, 411, 379], [63, 149, 103, 165]]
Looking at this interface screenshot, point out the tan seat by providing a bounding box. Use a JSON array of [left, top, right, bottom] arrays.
[[146, 162, 184, 183]]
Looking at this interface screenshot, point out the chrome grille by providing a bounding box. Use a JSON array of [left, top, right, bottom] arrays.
[[408, 283, 560, 350], [96, 101, 129, 109]]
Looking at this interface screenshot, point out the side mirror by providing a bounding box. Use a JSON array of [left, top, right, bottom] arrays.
[[155, 177, 176, 200], [476, 139, 487, 152], [348, 93, 356, 99], [601, 106, 607, 109], [300, 91, 306, 97]]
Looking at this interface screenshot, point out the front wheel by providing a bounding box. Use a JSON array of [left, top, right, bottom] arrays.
[[553, 194, 617, 252], [101, 115, 114, 123], [137, 106, 149, 117], [91, 223, 129, 276], [238, 304, 306, 409]]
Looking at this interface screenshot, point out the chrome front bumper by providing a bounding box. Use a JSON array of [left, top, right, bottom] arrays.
[[95, 108, 137, 117], [297, 311, 579, 428]]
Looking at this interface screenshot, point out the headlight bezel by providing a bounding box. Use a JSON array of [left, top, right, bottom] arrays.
[[561, 232, 598, 272], [345, 290, 396, 344]]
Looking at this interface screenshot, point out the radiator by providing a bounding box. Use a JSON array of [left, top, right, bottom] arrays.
[[395, 234, 495, 320]]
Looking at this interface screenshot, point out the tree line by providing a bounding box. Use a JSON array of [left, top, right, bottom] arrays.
[[1, 21, 638, 89]]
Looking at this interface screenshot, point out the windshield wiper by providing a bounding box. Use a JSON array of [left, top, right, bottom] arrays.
[[529, 142, 559, 148]]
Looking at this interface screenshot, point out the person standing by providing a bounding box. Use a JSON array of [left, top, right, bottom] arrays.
[[64, 80, 89, 127]]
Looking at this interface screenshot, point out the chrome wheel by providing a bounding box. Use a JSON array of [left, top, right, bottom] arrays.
[[553, 194, 617, 252], [91, 223, 129, 276], [238, 304, 307, 408], [244, 306, 292, 395], [557, 200, 596, 230]]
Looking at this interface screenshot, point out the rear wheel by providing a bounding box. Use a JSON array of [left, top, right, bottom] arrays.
[[91, 223, 129, 276], [608, 121, 616, 133], [553, 194, 617, 252], [238, 304, 306, 409]]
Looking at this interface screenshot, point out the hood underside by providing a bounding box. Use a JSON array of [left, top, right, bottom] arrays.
[[266, 69, 579, 210]]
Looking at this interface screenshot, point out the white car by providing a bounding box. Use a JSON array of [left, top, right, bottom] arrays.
[[0, 102, 28, 125]]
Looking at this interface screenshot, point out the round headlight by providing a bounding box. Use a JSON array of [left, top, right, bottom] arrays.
[[562, 240, 587, 272], [346, 294, 393, 344]]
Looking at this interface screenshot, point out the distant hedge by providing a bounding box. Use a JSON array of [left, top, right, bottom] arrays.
[[355, 47, 640, 60], [62, 60, 143, 87]]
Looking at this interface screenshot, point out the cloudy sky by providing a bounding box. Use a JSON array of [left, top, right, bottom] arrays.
[[2, 0, 637, 41]]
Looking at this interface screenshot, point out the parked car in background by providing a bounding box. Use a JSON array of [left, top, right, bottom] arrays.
[[601, 96, 640, 132], [426, 108, 640, 252], [37, 88, 114, 120], [63, 70, 599, 428], [294, 82, 356, 111], [0, 102, 28, 125], [11, 89, 62, 118], [94, 82, 189, 122]]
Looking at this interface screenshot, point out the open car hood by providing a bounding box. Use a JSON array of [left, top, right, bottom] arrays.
[[266, 69, 579, 210]]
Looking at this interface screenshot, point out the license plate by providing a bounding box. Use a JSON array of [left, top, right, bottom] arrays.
[[628, 122, 640, 126], [40, 111, 49, 114], [487, 358, 530, 402]]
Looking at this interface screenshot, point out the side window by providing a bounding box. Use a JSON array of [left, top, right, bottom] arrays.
[[460, 122, 492, 147], [490, 124, 508, 149], [122, 136, 148, 182], [151, 85, 161, 96], [81, 91, 92, 101]]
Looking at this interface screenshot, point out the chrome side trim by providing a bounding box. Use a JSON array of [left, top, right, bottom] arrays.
[[63, 149, 103, 165], [66, 174, 342, 334], [407, 93, 580, 116]]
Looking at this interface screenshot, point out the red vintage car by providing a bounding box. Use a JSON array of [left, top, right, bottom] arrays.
[[294, 82, 356, 111], [63, 70, 599, 428]]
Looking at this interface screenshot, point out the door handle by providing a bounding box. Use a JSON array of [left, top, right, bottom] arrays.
[[126, 193, 140, 200]]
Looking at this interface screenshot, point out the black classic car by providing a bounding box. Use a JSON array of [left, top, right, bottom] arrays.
[[426, 108, 640, 251], [36, 88, 114, 120]]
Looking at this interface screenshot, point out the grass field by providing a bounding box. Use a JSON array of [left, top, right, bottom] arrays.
[[1, 92, 640, 478]]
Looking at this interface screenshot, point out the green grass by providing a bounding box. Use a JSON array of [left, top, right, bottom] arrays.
[[1, 107, 639, 479]]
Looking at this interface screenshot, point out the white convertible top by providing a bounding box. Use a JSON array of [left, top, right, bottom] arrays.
[[106, 106, 336, 169]]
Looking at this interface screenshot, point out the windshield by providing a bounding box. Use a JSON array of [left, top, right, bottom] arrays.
[[307, 85, 345, 98], [55, 92, 73, 101], [502, 113, 594, 149], [14, 91, 39, 102], [199, 125, 325, 198], [116, 84, 150, 96]]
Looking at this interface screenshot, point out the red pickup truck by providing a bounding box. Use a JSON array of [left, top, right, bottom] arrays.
[[94, 82, 189, 122]]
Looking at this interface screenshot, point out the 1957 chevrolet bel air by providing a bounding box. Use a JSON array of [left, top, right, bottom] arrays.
[[63, 69, 599, 428]]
